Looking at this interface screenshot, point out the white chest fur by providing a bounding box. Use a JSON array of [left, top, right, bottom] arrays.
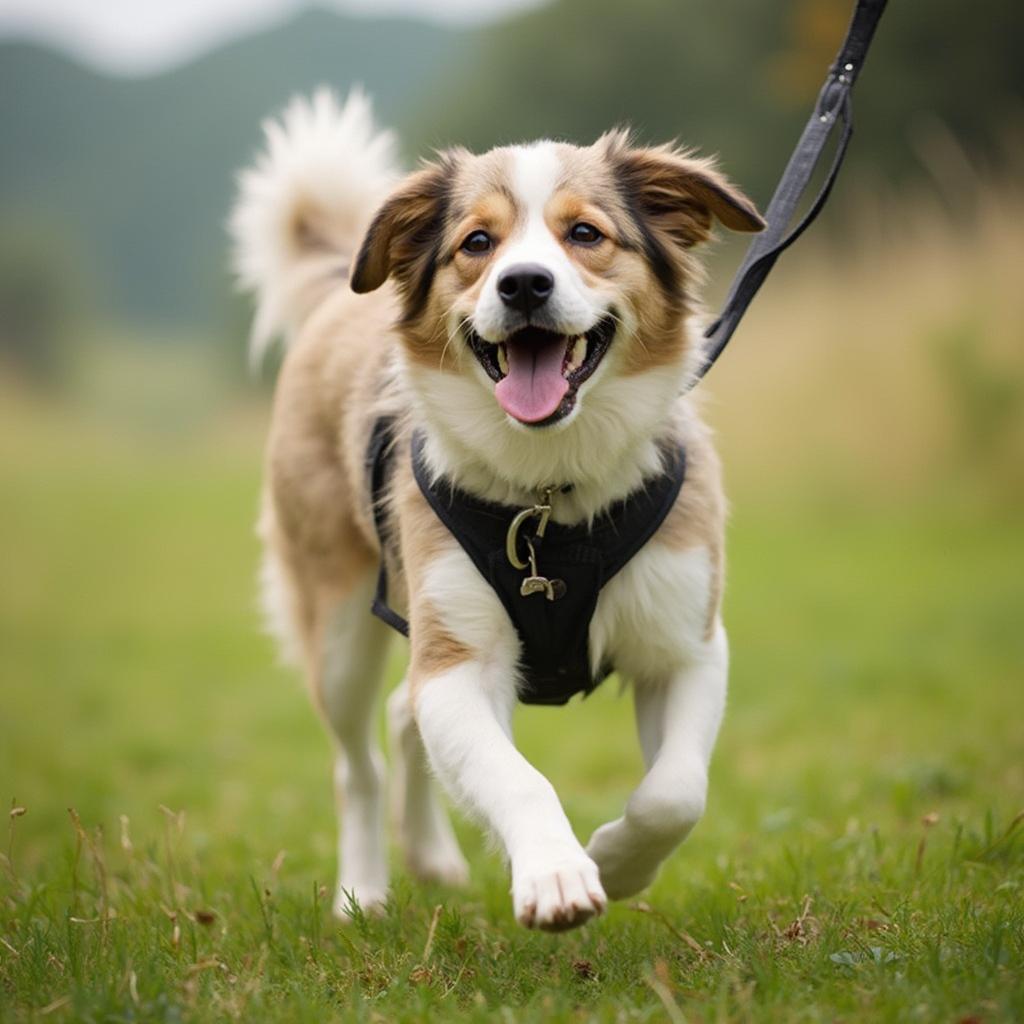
[[590, 543, 715, 686], [422, 538, 715, 691]]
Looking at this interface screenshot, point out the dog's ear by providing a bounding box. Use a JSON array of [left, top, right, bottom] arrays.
[[607, 132, 765, 249], [351, 154, 458, 299]]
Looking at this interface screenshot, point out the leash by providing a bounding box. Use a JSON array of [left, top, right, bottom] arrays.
[[696, 0, 888, 383]]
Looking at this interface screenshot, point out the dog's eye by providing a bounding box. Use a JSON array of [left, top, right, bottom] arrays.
[[569, 222, 603, 245], [460, 230, 493, 255]]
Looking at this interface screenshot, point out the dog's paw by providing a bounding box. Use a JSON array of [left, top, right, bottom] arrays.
[[332, 884, 389, 922], [512, 851, 607, 932], [585, 819, 660, 901]]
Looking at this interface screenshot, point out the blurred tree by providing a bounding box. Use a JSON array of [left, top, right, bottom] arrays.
[[0, 220, 90, 391], [409, 0, 1024, 206]]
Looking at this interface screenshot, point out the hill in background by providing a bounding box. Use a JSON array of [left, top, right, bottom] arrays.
[[0, 9, 463, 328], [1, 0, 1022, 336]]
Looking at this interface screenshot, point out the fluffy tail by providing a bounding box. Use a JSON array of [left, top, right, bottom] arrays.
[[229, 87, 400, 365]]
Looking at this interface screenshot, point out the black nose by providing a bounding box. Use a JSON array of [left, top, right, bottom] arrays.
[[496, 263, 554, 316]]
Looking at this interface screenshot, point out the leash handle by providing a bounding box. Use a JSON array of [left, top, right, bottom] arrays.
[[697, 0, 888, 382]]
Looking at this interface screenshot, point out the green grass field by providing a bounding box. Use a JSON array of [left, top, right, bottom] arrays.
[[1, 384, 1021, 1024]]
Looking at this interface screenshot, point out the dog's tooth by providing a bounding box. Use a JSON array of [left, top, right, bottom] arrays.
[[497, 344, 509, 376], [569, 336, 586, 371]]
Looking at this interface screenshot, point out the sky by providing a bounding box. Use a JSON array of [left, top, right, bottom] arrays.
[[0, 0, 546, 75]]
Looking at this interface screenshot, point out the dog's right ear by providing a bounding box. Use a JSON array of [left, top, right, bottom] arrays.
[[351, 155, 458, 297]]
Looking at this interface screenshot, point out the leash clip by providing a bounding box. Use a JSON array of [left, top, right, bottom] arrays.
[[506, 487, 565, 601]]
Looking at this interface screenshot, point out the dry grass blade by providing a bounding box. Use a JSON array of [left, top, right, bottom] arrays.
[[38, 995, 71, 1016], [644, 961, 688, 1024], [420, 904, 443, 966], [66, 808, 109, 942], [629, 902, 715, 962]]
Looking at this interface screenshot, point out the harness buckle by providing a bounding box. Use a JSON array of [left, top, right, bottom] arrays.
[[505, 490, 552, 569], [507, 487, 565, 600]]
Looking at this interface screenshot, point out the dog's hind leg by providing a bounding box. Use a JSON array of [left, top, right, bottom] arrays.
[[387, 676, 469, 886], [313, 574, 393, 919]]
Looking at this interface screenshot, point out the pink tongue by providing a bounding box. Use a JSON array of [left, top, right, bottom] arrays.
[[494, 335, 570, 423]]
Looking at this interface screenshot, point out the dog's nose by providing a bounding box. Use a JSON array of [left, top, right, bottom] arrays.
[[496, 263, 554, 317]]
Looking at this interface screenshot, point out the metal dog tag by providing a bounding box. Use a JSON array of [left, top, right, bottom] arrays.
[[519, 575, 566, 601], [520, 576, 553, 598]]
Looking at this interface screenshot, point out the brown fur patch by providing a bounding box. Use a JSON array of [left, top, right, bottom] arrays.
[[610, 137, 764, 250], [620, 297, 692, 377], [351, 152, 464, 323], [452, 192, 517, 253], [409, 600, 473, 683], [391, 464, 476, 689], [656, 423, 727, 638], [393, 464, 455, 588]]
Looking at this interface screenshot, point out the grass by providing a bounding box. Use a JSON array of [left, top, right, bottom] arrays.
[[2, 181, 1024, 1019], [1, 389, 1021, 1023]]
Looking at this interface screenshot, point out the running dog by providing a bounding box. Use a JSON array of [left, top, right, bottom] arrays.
[[231, 88, 763, 931]]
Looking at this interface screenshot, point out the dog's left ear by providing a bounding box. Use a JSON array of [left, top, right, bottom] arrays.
[[351, 152, 460, 297], [608, 134, 765, 248]]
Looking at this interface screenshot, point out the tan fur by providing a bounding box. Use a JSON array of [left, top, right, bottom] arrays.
[[656, 418, 727, 639], [261, 281, 482, 697], [408, 600, 474, 687], [260, 284, 396, 677], [393, 461, 477, 691]]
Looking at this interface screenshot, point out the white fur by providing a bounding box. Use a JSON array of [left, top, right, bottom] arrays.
[[316, 576, 393, 917], [257, 545, 302, 666], [472, 143, 600, 342], [230, 87, 399, 365], [586, 622, 727, 899], [414, 661, 607, 930], [386, 678, 469, 885], [414, 536, 725, 920], [420, 547, 520, 670], [591, 544, 716, 681], [407, 349, 689, 523]]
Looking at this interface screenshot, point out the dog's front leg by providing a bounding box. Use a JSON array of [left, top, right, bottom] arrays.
[[414, 660, 606, 931], [586, 622, 728, 900]]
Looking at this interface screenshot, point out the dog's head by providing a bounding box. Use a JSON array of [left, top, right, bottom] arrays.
[[351, 131, 763, 476]]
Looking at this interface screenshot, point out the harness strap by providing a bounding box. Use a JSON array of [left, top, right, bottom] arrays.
[[366, 416, 410, 637], [409, 433, 686, 588], [697, 0, 888, 382]]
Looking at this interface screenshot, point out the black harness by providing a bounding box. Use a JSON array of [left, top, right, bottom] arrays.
[[366, 418, 686, 705]]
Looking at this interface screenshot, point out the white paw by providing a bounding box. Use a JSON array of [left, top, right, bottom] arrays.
[[585, 818, 661, 901], [512, 851, 607, 932], [332, 883, 389, 921]]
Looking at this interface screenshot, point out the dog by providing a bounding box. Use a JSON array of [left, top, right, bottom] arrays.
[[231, 88, 763, 932]]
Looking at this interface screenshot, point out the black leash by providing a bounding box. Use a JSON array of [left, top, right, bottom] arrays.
[[697, 0, 888, 382]]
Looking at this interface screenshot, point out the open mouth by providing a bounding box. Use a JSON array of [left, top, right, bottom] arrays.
[[467, 315, 616, 426]]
